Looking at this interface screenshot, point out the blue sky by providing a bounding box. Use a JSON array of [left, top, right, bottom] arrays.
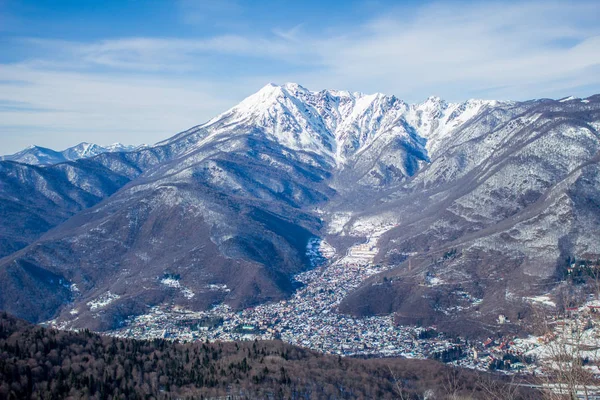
[[1, 0, 599, 153]]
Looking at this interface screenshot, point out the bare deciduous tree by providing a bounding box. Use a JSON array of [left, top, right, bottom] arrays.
[[531, 287, 600, 400]]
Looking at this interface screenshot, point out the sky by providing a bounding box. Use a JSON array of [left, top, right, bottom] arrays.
[[1, 0, 599, 154]]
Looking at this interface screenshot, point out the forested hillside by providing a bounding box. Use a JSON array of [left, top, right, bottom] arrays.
[[0, 313, 534, 399]]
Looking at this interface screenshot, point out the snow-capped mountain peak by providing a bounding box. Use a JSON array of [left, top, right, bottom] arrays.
[[1, 142, 139, 166], [280, 82, 310, 94], [200, 82, 336, 158], [2, 86, 598, 336], [195, 83, 502, 166], [3, 83, 503, 171], [62, 142, 104, 160]]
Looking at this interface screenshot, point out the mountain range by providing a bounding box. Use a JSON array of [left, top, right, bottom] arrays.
[[1, 83, 599, 335], [0, 142, 141, 165]]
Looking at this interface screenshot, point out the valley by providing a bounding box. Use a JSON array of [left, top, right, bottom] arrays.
[[102, 237, 451, 359], [56, 233, 599, 386], [3, 1, 599, 397], [1, 84, 600, 395]]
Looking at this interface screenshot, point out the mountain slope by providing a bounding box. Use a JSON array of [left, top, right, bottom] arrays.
[[1, 84, 599, 337], [0, 159, 131, 258], [336, 95, 600, 333], [0, 144, 182, 258], [0, 109, 335, 329], [0, 312, 524, 400]]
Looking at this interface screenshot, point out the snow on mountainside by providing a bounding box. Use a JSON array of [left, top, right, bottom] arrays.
[[61, 142, 139, 161], [1, 82, 599, 337], [163, 83, 502, 167], [1, 142, 141, 165], [337, 94, 600, 335]]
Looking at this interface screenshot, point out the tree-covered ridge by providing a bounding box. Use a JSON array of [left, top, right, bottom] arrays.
[[0, 312, 533, 399]]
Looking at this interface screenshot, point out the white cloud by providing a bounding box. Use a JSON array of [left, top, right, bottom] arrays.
[[19, 35, 303, 72], [0, 64, 242, 152], [1, 0, 599, 153], [301, 1, 600, 99]]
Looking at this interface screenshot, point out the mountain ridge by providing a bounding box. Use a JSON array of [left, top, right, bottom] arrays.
[[1, 142, 143, 166], [0, 83, 599, 337], [179, 83, 505, 168]]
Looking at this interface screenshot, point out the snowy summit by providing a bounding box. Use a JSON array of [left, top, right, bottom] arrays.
[[187, 83, 502, 166]]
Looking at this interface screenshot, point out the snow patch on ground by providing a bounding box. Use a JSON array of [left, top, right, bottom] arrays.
[[525, 295, 556, 307], [559, 96, 576, 102], [327, 212, 353, 234], [181, 288, 195, 299], [161, 276, 204, 298], [87, 292, 120, 311], [160, 277, 181, 288], [349, 215, 397, 237], [205, 284, 230, 293], [426, 276, 445, 287]]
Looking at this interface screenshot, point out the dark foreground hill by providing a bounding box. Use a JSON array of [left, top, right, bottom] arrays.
[[0, 313, 535, 400]]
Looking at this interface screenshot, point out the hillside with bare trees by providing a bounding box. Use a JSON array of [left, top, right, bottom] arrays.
[[0, 312, 539, 400]]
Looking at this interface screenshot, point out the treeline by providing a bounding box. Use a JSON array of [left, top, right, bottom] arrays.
[[0, 312, 534, 399]]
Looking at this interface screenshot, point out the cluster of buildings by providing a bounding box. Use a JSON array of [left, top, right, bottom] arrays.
[[518, 296, 600, 376], [107, 237, 600, 382], [447, 295, 600, 376], [111, 251, 459, 359]]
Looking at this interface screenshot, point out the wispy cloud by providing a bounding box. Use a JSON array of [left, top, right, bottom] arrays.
[[0, 64, 240, 152], [18, 35, 305, 72], [14, 1, 599, 96], [302, 1, 600, 99], [1, 0, 599, 153], [0, 99, 58, 112]]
